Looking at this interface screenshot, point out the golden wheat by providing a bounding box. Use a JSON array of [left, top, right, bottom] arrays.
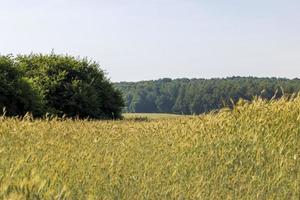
[[0, 96, 299, 199]]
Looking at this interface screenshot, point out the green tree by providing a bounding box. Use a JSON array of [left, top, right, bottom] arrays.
[[115, 77, 300, 115], [17, 53, 124, 119], [0, 55, 43, 116]]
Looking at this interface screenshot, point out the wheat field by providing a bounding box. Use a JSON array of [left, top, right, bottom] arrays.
[[0, 97, 299, 199]]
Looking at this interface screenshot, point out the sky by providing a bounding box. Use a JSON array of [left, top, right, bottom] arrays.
[[1, 0, 300, 82]]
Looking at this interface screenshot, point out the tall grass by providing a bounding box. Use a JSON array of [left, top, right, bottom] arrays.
[[0, 96, 299, 199]]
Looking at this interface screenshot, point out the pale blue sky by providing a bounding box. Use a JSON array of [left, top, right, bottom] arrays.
[[1, 0, 300, 81]]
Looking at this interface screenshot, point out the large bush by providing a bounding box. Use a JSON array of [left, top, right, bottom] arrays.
[[17, 53, 124, 119], [0, 55, 43, 116]]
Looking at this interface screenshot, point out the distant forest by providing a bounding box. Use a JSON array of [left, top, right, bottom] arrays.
[[115, 77, 300, 114]]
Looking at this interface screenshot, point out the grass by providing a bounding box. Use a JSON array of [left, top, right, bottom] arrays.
[[123, 113, 185, 119], [0, 96, 299, 199]]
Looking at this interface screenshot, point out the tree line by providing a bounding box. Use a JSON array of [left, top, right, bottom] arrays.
[[115, 77, 300, 114], [0, 53, 124, 119]]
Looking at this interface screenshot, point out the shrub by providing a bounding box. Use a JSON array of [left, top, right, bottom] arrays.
[[0, 55, 43, 116], [17, 53, 124, 119]]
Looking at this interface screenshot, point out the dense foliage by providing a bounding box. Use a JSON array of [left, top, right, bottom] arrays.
[[0, 54, 124, 119], [1, 96, 299, 199], [116, 77, 300, 114], [0, 55, 43, 116]]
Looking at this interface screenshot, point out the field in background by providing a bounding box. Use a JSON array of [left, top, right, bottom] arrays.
[[123, 113, 185, 119], [0, 97, 299, 199]]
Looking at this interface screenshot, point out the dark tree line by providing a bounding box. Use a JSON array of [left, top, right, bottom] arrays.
[[115, 77, 300, 114], [0, 54, 124, 119]]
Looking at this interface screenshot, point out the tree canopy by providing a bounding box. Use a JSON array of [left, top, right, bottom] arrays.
[[0, 55, 43, 116], [0, 54, 124, 119], [115, 77, 300, 114]]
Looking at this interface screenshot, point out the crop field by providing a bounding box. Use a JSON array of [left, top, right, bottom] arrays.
[[123, 113, 185, 120], [0, 97, 299, 199]]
